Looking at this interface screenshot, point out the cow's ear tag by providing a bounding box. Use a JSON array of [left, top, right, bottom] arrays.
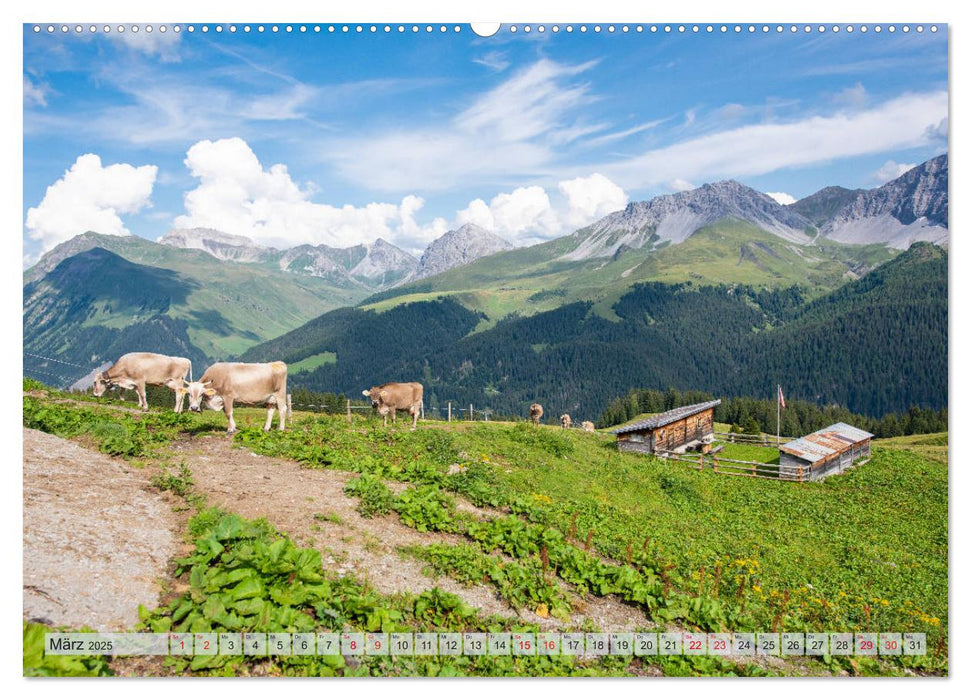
[[204, 388, 217, 396], [380, 390, 388, 399], [176, 387, 186, 396]]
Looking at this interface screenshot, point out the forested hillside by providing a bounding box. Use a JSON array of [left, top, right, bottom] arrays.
[[241, 243, 946, 422]]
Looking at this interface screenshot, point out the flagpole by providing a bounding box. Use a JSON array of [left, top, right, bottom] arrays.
[[777, 384, 781, 447]]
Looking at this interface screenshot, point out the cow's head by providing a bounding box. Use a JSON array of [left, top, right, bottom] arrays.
[[362, 387, 383, 409], [92, 372, 109, 397], [183, 380, 219, 412]]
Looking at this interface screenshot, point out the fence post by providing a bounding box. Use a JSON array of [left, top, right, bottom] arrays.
[[346, 398, 351, 424], [447, 401, 452, 422], [287, 394, 293, 421], [469, 403, 474, 421], [698, 453, 703, 470], [420, 402, 424, 420], [713, 456, 718, 473]]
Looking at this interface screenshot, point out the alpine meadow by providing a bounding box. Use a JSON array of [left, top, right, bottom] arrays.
[[22, 22, 948, 680]]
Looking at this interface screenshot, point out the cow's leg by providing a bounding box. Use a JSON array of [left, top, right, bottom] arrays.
[[411, 406, 418, 431], [224, 398, 237, 434], [391, 408, 397, 426], [383, 412, 388, 427], [264, 403, 275, 431], [136, 382, 148, 411], [174, 383, 185, 413], [277, 393, 287, 430]]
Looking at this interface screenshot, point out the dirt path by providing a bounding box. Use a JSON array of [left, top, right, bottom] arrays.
[[23, 428, 181, 631], [173, 433, 648, 631]]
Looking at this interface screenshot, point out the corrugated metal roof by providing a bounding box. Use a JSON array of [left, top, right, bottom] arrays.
[[612, 400, 721, 435], [779, 422, 874, 465]]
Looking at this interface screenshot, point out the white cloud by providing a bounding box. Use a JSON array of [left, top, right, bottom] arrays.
[[23, 76, 48, 107], [25, 154, 157, 252], [766, 192, 797, 205], [602, 91, 949, 190], [668, 179, 695, 192], [558, 174, 629, 228], [111, 28, 182, 62], [873, 160, 917, 184], [456, 174, 628, 246], [173, 138, 443, 253], [329, 59, 599, 192], [832, 83, 868, 109], [472, 51, 510, 72]]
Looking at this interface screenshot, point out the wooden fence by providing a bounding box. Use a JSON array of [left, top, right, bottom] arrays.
[[656, 449, 808, 482], [713, 431, 795, 446]]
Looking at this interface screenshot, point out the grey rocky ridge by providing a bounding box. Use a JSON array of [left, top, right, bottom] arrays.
[[411, 223, 514, 280], [560, 180, 815, 261], [813, 154, 948, 248], [559, 153, 948, 261], [159, 228, 418, 290]]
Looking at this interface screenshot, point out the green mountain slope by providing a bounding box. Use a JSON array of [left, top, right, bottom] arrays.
[[360, 218, 894, 326], [242, 243, 945, 421], [23, 234, 372, 383]]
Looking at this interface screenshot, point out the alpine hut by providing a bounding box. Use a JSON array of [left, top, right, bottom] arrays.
[[778, 422, 873, 481], [612, 400, 721, 455]]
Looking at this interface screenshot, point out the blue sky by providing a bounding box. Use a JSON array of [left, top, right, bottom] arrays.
[[22, 23, 948, 261]]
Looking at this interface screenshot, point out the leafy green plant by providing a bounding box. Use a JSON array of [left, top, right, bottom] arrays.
[[23, 622, 113, 677], [344, 474, 395, 518]]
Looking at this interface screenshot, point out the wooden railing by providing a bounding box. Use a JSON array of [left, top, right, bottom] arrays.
[[657, 450, 806, 481], [713, 431, 796, 446]]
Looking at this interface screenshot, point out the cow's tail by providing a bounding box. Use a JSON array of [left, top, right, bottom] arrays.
[[187, 360, 193, 382]]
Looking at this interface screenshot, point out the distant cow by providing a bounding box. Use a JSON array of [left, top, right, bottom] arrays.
[[183, 361, 288, 433], [92, 352, 192, 412], [363, 382, 424, 430], [529, 403, 544, 425], [560, 414, 572, 429], [581, 421, 595, 432]]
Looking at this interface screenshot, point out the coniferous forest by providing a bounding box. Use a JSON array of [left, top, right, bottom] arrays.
[[238, 243, 945, 430]]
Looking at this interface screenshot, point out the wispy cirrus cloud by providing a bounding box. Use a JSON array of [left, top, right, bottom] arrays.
[[327, 59, 601, 192], [600, 90, 948, 190]]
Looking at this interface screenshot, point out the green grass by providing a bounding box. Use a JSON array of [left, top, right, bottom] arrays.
[[715, 443, 780, 464], [229, 414, 947, 672], [873, 432, 948, 465], [22, 388, 947, 676], [357, 218, 898, 324], [288, 351, 338, 374]]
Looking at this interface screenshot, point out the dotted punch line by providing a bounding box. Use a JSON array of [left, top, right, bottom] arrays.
[[31, 24, 941, 36]]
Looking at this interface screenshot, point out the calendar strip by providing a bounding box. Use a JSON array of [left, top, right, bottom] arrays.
[[44, 632, 927, 657]]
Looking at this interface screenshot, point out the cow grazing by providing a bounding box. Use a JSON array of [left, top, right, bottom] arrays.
[[560, 414, 572, 429], [581, 421, 595, 432], [529, 403, 544, 425], [362, 382, 424, 430], [183, 361, 288, 433], [92, 352, 192, 412]]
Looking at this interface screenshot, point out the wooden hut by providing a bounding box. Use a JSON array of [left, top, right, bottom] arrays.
[[778, 422, 872, 481], [612, 400, 720, 455]]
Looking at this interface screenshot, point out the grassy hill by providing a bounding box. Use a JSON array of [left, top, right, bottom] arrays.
[[23, 234, 371, 382], [24, 386, 949, 676], [242, 244, 945, 421], [360, 218, 894, 325]]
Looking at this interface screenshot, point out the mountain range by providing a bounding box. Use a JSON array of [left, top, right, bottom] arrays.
[[24, 154, 948, 413]]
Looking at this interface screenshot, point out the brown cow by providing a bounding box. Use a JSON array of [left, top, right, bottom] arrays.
[[92, 352, 192, 412], [529, 403, 544, 425], [183, 361, 288, 433], [560, 414, 572, 429], [363, 382, 424, 430], [581, 421, 595, 432]]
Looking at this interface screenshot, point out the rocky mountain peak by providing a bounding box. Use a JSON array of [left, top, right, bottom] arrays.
[[412, 224, 513, 281]]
